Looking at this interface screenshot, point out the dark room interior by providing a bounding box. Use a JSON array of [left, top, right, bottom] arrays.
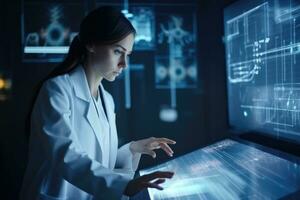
[[1, 0, 300, 199]]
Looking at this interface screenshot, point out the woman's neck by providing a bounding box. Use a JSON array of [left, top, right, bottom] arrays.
[[82, 60, 103, 98]]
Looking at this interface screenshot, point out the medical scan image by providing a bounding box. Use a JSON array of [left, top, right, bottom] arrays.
[[22, 2, 85, 61]]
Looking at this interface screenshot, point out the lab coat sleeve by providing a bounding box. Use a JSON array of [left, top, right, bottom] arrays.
[[115, 144, 142, 200], [32, 78, 130, 200], [104, 91, 142, 172], [115, 142, 141, 172]]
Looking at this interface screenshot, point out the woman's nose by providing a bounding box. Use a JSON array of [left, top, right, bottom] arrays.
[[118, 55, 128, 69]]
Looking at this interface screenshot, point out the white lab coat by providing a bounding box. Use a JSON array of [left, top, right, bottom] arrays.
[[20, 65, 141, 200]]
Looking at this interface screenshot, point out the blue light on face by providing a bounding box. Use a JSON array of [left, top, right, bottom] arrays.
[[139, 139, 300, 200]]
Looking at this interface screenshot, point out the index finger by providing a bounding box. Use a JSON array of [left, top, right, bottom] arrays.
[[142, 171, 175, 182], [156, 137, 176, 144]]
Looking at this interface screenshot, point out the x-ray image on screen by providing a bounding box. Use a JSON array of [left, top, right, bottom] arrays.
[[22, 1, 86, 62], [155, 56, 197, 89], [95, 4, 155, 50], [139, 139, 300, 200], [130, 7, 156, 50], [224, 0, 300, 143], [155, 11, 197, 89]]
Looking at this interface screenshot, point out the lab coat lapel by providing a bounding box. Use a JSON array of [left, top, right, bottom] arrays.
[[99, 84, 118, 168], [99, 84, 112, 123], [86, 103, 106, 154], [69, 65, 105, 155]]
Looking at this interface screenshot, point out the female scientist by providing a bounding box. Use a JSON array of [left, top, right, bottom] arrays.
[[20, 6, 176, 200]]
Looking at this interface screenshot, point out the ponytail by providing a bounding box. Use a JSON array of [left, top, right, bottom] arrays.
[[48, 35, 86, 79]]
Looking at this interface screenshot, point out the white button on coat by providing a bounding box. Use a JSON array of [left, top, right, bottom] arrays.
[[20, 65, 141, 200]]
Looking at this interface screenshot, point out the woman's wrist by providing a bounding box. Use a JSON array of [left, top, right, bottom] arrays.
[[129, 141, 137, 154]]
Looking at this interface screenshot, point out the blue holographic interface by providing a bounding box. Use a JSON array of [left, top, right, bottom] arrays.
[[139, 139, 300, 200], [224, 0, 300, 143]]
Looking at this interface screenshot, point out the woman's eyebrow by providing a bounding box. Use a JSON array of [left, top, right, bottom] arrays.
[[114, 44, 132, 53]]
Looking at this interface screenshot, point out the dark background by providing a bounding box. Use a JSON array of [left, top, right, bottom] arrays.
[[0, 0, 236, 199]]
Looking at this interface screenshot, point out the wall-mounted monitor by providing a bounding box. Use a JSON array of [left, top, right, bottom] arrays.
[[224, 0, 300, 144], [21, 1, 86, 62]]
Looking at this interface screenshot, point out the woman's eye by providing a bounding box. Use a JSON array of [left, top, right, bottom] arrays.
[[114, 49, 122, 55]]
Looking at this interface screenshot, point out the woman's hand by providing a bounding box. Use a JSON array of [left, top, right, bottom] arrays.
[[130, 137, 176, 158], [123, 171, 174, 197]]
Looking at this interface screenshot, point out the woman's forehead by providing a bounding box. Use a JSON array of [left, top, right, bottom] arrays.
[[113, 33, 134, 52], [95, 33, 134, 52]]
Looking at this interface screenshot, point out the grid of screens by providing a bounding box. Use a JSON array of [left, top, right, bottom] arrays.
[[139, 139, 300, 200], [224, 0, 300, 143]]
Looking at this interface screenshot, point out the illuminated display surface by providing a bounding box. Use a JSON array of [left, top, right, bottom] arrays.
[[224, 0, 300, 143], [139, 139, 300, 199]]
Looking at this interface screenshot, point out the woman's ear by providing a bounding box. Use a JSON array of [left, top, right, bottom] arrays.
[[85, 44, 95, 53]]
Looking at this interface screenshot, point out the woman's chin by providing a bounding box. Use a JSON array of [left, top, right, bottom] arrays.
[[105, 76, 116, 82]]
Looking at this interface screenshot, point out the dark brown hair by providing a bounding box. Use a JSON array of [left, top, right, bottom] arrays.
[[25, 6, 136, 139], [49, 5, 136, 78]]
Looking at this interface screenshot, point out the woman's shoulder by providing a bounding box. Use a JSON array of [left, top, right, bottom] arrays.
[[47, 73, 70, 84], [42, 74, 73, 96]]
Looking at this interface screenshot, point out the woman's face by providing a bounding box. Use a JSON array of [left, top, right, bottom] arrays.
[[88, 33, 134, 82]]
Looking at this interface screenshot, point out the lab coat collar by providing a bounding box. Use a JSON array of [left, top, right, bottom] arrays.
[[69, 64, 91, 102], [69, 64, 105, 155], [68, 64, 114, 161], [69, 64, 110, 114]]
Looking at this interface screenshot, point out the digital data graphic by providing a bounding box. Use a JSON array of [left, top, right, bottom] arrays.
[[225, 0, 300, 143], [22, 2, 85, 62], [140, 139, 300, 200]]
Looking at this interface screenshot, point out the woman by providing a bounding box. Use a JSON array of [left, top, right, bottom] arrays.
[[20, 6, 176, 200]]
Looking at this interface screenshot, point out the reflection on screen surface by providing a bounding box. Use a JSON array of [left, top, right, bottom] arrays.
[[139, 139, 300, 200]]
